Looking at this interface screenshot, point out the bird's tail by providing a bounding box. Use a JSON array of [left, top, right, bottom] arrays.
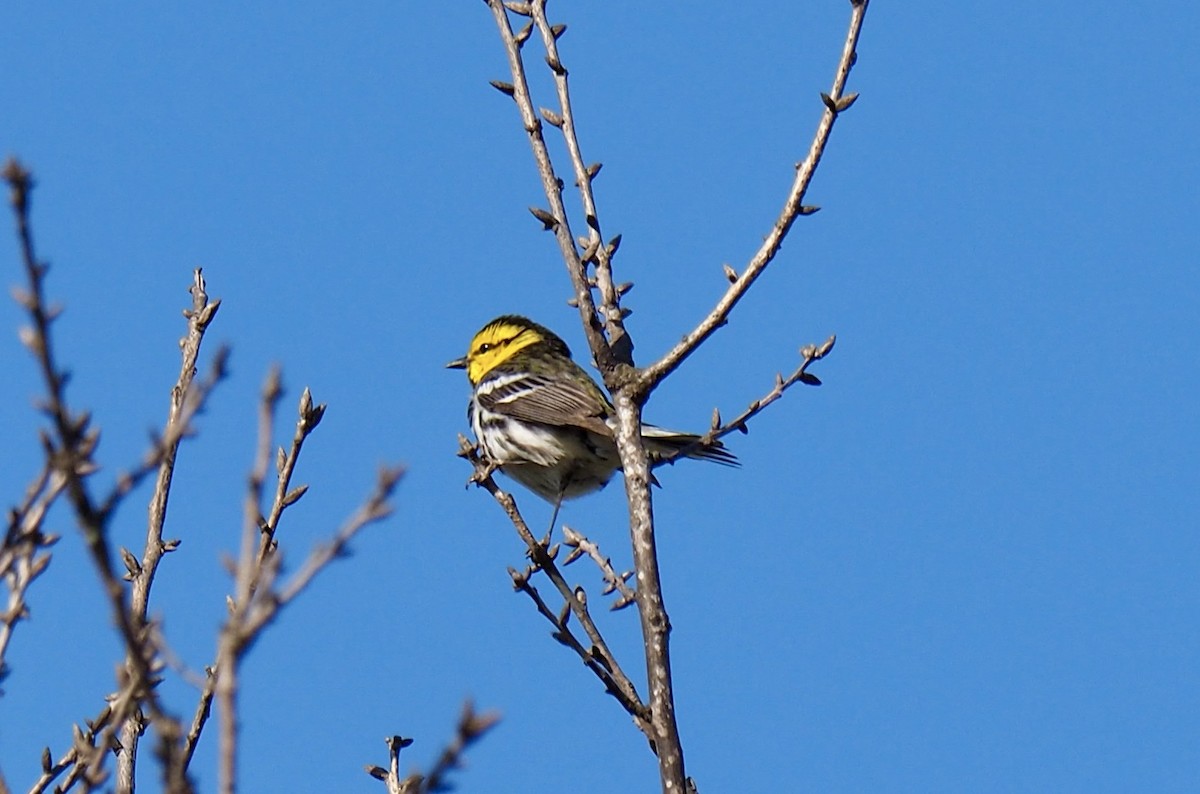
[[640, 426, 739, 467]]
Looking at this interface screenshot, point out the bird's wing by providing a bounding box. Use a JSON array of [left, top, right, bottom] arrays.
[[477, 372, 611, 436]]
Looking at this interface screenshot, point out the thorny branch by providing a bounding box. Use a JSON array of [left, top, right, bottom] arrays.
[[5, 159, 407, 792], [525, 1, 631, 364]]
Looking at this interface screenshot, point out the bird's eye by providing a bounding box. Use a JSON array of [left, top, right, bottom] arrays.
[[478, 343, 493, 354]]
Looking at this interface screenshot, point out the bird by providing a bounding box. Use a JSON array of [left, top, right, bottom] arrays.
[[447, 315, 736, 523]]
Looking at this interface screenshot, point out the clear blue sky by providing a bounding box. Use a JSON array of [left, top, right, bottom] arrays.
[[2, 3, 1197, 792]]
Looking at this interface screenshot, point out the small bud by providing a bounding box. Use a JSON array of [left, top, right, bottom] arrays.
[[120, 547, 142, 580], [282, 484, 309, 507], [580, 237, 601, 263], [529, 207, 558, 230], [489, 80, 516, 97], [723, 263, 738, 282]]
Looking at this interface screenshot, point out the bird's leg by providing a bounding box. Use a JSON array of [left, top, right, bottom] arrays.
[[544, 488, 566, 543]]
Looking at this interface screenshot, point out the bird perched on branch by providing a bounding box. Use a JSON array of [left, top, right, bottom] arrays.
[[448, 315, 735, 519]]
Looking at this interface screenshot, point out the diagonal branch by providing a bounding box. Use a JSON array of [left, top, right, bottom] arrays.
[[458, 438, 648, 726], [637, 0, 869, 398], [659, 334, 837, 465], [561, 525, 637, 611], [0, 463, 64, 679]]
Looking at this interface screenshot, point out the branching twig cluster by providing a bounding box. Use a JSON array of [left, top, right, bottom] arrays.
[[456, 437, 649, 729], [2, 159, 436, 793], [5, 157, 209, 792], [214, 386, 403, 792], [473, 2, 871, 790], [1, 464, 64, 684]]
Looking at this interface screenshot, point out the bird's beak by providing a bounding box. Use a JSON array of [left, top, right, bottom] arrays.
[[446, 356, 468, 370]]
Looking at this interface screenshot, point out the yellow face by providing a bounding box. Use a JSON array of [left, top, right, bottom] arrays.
[[450, 318, 546, 385]]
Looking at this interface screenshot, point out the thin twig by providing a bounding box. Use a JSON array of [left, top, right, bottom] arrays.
[[211, 372, 401, 793], [118, 269, 222, 794], [638, 1, 869, 397], [5, 158, 196, 791], [0, 465, 64, 675], [561, 525, 637, 610], [483, 0, 619, 374], [659, 334, 837, 464], [28, 701, 117, 794], [457, 437, 648, 725], [365, 703, 500, 794], [527, 0, 631, 363]]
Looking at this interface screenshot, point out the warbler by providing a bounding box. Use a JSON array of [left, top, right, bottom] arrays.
[[447, 315, 736, 510]]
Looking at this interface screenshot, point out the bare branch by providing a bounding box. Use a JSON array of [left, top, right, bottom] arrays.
[[561, 525, 637, 610], [365, 703, 500, 794], [526, 0, 631, 364], [213, 406, 403, 794], [457, 437, 648, 726], [0, 464, 64, 677], [5, 157, 196, 791], [483, 0, 620, 373], [117, 268, 223, 794], [638, 1, 869, 396], [659, 334, 836, 464], [607, 392, 685, 785]]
